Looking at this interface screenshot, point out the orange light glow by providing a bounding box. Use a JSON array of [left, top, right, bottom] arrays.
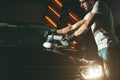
[[48, 6, 60, 17], [45, 16, 57, 27], [70, 46, 76, 49], [70, 41, 77, 50], [69, 13, 79, 22], [72, 41, 77, 45], [54, 0, 62, 7], [67, 23, 72, 26]]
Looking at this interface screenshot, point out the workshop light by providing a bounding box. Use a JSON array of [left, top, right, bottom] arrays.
[[69, 12, 79, 22], [45, 16, 57, 27], [54, 0, 62, 8], [80, 64, 103, 79], [48, 5, 60, 17]]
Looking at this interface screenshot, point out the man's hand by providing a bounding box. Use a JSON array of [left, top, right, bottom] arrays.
[[63, 33, 76, 41], [44, 28, 57, 38]]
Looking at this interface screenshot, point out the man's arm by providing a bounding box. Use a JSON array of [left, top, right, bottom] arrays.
[[56, 25, 72, 34], [74, 12, 96, 37], [56, 12, 96, 41], [57, 19, 85, 34], [63, 12, 96, 41]]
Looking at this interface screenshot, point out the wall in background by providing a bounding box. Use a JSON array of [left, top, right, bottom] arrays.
[[0, 0, 119, 26], [0, 1, 48, 24]]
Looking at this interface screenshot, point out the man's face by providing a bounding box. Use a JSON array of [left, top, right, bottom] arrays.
[[79, 0, 92, 12]]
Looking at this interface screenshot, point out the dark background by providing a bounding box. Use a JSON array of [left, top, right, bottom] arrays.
[[0, 0, 120, 26]]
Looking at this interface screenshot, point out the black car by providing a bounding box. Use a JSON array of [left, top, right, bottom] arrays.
[[0, 22, 111, 80], [0, 22, 78, 80]]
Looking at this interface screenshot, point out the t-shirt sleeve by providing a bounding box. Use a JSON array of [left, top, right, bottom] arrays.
[[83, 12, 90, 20], [91, 0, 106, 14]]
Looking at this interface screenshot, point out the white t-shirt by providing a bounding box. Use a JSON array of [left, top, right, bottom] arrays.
[[84, 0, 119, 50]]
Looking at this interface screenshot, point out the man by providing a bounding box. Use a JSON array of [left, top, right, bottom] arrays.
[[56, 0, 119, 79]]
